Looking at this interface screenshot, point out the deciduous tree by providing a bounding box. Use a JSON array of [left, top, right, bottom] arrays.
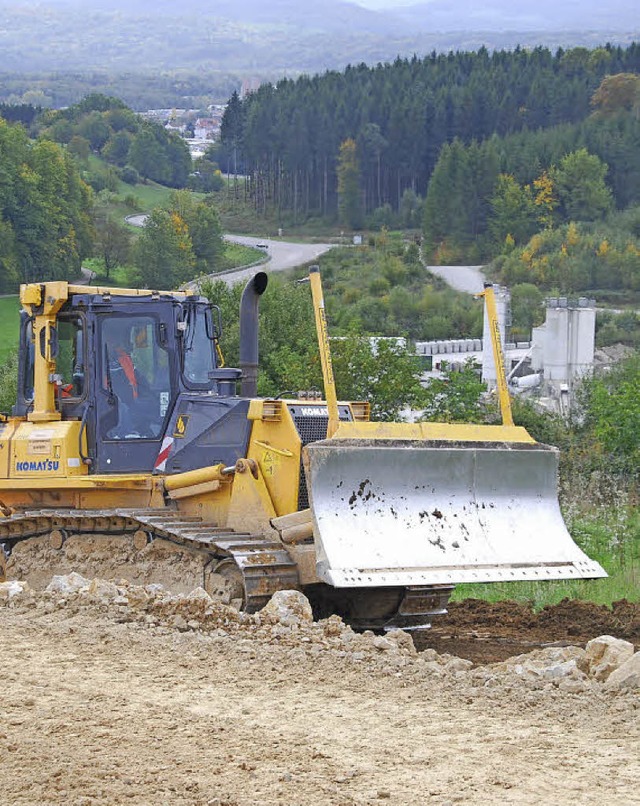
[[553, 148, 613, 222], [337, 139, 363, 230], [133, 208, 195, 289]]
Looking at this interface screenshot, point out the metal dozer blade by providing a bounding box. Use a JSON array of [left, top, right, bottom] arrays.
[[303, 270, 606, 594]]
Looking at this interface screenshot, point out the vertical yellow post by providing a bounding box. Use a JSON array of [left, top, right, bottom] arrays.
[[20, 282, 69, 423], [309, 266, 340, 438], [479, 283, 514, 427]]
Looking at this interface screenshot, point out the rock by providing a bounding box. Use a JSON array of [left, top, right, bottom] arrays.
[[46, 572, 90, 595], [421, 661, 445, 676], [604, 651, 640, 692], [172, 615, 188, 631], [322, 615, 346, 637], [185, 587, 213, 603], [541, 659, 583, 682], [0, 580, 30, 601], [444, 657, 473, 673], [578, 635, 635, 682], [476, 646, 588, 688], [372, 635, 395, 652], [384, 629, 417, 657], [86, 578, 121, 602], [558, 677, 591, 694], [260, 590, 314, 625], [339, 628, 356, 644]]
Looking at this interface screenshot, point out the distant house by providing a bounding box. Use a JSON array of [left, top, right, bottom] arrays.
[[193, 118, 219, 141]]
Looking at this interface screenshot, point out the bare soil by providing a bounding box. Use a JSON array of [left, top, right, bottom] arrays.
[[420, 598, 640, 664], [1, 590, 638, 806]]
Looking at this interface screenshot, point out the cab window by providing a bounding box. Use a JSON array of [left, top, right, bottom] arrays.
[[182, 305, 216, 386], [57, 315, 85, 399], [101, 316, 171, 440]]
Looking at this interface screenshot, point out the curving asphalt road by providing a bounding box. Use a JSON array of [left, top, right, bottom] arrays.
[[126, 214, 485, 294], [425, 264, 486, 295], [126, 215, 335, 289], [218, 235, 335, 286]]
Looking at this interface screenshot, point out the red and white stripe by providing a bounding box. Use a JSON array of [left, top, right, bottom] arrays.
[[154, 436, 174, 472]]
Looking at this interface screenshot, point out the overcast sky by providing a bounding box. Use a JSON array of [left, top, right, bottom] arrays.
[[352, 1, 413, 7]]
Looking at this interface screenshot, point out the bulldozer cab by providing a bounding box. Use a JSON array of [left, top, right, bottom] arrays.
[[15, 283, 222, 474]]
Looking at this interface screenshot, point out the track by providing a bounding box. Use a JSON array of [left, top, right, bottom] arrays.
[[1, 508, 299, 611], [1, 507, 454, 630]]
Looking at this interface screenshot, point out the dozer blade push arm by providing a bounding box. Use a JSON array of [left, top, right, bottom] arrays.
[[477, 283, 513, 426]]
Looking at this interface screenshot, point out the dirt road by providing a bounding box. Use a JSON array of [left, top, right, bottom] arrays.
[[1, 587, 638, 806]]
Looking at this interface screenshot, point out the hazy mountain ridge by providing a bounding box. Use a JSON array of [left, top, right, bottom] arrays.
[[16, 0, 639, 32], [0, 0, 637, 75], [393, 0, 638, 32]]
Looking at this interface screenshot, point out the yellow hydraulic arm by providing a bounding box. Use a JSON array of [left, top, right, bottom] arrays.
[[477, 283, 514, 427], [309, 266, 340, 438]]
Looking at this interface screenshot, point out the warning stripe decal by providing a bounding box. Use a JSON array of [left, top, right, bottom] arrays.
[[154, 436, 174, 471]]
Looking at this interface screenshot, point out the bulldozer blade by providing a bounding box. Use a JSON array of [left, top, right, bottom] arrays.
[[303, 436, 607, 588]]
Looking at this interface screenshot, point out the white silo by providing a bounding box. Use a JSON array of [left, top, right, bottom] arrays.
[[543, 297, 596, 388]]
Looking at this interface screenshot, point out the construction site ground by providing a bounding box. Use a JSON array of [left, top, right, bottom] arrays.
[[420, 597, 640, 663], [1, 581, 638, 806]]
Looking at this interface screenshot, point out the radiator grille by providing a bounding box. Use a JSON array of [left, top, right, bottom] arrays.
[[288, 404, 352, 510]]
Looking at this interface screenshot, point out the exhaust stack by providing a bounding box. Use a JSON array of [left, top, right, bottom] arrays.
[[239, 272, 268, 397]]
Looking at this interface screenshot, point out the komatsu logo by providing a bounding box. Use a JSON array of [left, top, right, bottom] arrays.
[[300, 407, 329, 417], [16, 460, 59, 472]]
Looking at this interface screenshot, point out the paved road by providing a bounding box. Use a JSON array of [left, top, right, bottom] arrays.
[[425, 264, 486, 294], [126, 214, 482, 293], [194, 235, 336, 289], [126, 214, 335, 289]]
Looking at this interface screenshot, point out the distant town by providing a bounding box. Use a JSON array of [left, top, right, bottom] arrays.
[[140, 78, 263, 158]]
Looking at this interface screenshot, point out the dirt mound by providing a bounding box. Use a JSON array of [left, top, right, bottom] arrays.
[[536, 598, 640, 639], [419, 598, 640, 664]]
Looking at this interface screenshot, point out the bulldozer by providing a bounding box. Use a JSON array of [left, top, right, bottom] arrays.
[[0, 268, 605, 629]]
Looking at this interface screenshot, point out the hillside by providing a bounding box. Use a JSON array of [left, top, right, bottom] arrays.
[[0, 0, 637, 75]]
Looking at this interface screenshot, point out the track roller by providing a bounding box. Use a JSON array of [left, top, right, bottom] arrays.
[[204, 558, 246, 609], [132, 529, 153, 551], [49, 529, 67, 550]]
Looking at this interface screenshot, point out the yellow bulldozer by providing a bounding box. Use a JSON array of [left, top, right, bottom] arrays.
[[0, 268, 605, 629]]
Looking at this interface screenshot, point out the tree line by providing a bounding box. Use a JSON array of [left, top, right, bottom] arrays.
[[35, 94, 192, 189], [423, 73, 640, 264], [0, 95, 227, 292], [0, 117, 93, 290], [0, 71, 239, 113], [218, 44, 640, 223]]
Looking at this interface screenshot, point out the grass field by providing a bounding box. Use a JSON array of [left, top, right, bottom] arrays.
[[451, 499, 640, 608], [0, 296, 20, 364]]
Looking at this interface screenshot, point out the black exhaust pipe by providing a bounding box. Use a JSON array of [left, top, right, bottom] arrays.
[[239, 272, 268, 397]]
